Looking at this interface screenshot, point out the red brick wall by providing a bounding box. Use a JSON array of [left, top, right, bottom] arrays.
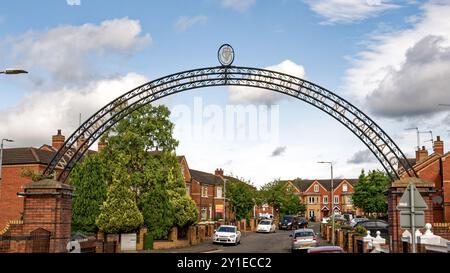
[[0, 164, 45, 229]]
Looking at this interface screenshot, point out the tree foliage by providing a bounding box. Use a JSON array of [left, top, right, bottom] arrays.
[[259, 179, 306, 216], [225, 176, 256, 221], [352, 170, 389, 215], [96, 164, 144, 233], [71, 153, 108, 233], [69, 104, 197, 237]]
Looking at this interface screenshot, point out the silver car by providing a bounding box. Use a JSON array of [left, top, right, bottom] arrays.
[[290, 228, 317, 252]]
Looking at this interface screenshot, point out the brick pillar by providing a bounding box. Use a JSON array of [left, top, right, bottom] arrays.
[[18, 179, 73, 253], [387, 177, 435, 253]]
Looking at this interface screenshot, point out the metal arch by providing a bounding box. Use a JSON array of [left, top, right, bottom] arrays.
[[43, 66, 417, 182]]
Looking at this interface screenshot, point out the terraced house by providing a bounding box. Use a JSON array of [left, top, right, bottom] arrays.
[[284, 178, 362, 221]]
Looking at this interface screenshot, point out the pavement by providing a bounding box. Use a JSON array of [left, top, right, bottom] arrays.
[[146, 222, 330, 253]]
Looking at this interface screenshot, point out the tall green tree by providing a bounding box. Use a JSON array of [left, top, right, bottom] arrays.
[[96, 163, 144, 233], [70, 153, 108, 233], [352, 170, 389, 215], [225, 176, 256, 221]]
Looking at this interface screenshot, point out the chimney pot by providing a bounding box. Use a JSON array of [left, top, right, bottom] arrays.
[[52, 130, 65, 150]]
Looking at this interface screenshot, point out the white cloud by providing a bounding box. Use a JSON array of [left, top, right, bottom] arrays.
[[344, 2, 450, 118], [66, 0, 81, 6], [221, 0, 256, 12], [304, 0, 399, 24], [175, 15, 208, 32], [0, 73, 149, 148], [7, 18, 150, 84], [228, 60, 306, 104]]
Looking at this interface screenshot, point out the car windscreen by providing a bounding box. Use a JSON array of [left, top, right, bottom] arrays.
[[294, 231, 314, 238], [282, 216, 293, 221], [217, 226, 236, 233], [259, 221, 271, 225]]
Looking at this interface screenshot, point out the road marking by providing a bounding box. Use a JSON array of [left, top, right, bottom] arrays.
[[203, 249, 223, 253]]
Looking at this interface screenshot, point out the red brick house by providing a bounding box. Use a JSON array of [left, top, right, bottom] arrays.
[[285, 178, 360, 221], [399, 136, 450, 222], [0, 130, 98, 230]]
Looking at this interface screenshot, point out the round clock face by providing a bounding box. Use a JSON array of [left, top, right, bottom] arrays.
[[218, 44, 234, 66]]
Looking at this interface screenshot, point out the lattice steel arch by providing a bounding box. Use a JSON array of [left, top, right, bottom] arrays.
[[43, 66, 417, 182]]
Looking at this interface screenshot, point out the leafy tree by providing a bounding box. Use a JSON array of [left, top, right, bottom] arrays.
[[70, 153, 108, 233], [96, 164, 144, 233], [352, 170, 389, 215], [259, 179, 306, 216], [225, 176, 256, 221]]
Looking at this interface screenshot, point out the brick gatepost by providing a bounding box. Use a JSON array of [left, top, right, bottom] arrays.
[[18, 179, 73, 253], [387, 177, 435, 253]]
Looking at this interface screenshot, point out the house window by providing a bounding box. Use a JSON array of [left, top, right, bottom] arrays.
[[323, 196, 328, 204], [347, 197, 353, 205], [201, 208, 207, 220], [186, 185, 190, 196], [201, 186, 208, 197], [216, 186, 223, 198], [343, 184, 348, 192], [334, 195, 339, 204], [314, 184, 319, 192]]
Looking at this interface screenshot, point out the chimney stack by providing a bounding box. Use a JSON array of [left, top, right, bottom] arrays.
[[52, 129, 65, 150], [433, 136, 444, 155], [215, 168, 224, 177], [416, 146, 429, 163]]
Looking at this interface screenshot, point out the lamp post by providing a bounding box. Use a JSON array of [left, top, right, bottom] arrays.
[[318, 161, 334, 246], [0, 69, 28, 75], [0, 139, 14, 181]]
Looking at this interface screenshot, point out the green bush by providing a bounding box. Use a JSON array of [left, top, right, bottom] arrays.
[[144, 233, 153, 250], [353, 225, 367, 235]]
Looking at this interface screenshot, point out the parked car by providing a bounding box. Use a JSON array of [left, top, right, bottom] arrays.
[[256, 220, 276, 233], [290, 228, 318, 252], [354, 219, 389, 239], [350, 217, 368, 228], [307, 246, 345, 253], [213, 225, 241, 245], [297, 217, 308, 228], [279, 215, 305, 230]]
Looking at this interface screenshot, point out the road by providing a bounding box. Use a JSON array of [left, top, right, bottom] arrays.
[[147, 222, 329, 253]]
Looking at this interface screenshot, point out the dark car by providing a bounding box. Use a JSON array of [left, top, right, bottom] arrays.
[[354, 219, 389, 239], [297, 217, 308, 228], [278, 215, 296, 230]]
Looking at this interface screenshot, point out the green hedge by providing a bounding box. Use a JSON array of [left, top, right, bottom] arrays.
[[144, 233, 153, 250]]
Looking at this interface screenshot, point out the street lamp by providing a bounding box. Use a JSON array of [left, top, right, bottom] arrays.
[[0, 139, 14, 181], [318, 161, 335, 246], [224, 178, 227, 224], [0, 69, 28, 75]]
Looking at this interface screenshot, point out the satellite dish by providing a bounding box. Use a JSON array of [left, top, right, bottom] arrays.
[[66, 240, 81, 253]]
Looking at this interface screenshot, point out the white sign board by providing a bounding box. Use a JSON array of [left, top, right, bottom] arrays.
[[120, 233, 137, 252]]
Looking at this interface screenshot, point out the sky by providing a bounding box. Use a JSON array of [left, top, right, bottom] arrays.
[[1, 0, 450, 187]]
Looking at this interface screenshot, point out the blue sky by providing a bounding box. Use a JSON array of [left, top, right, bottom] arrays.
[[2, 1, 450, 187]]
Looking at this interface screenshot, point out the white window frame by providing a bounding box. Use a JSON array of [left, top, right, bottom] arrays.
[[314, 184, 319, 193], [323, 196, 328, 204], [334, 195, 339, 204], [201, 208, 207, 220], [216, 186, 223, 198], [201, 186, 208, 198], [343, 184, 348, 192]]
